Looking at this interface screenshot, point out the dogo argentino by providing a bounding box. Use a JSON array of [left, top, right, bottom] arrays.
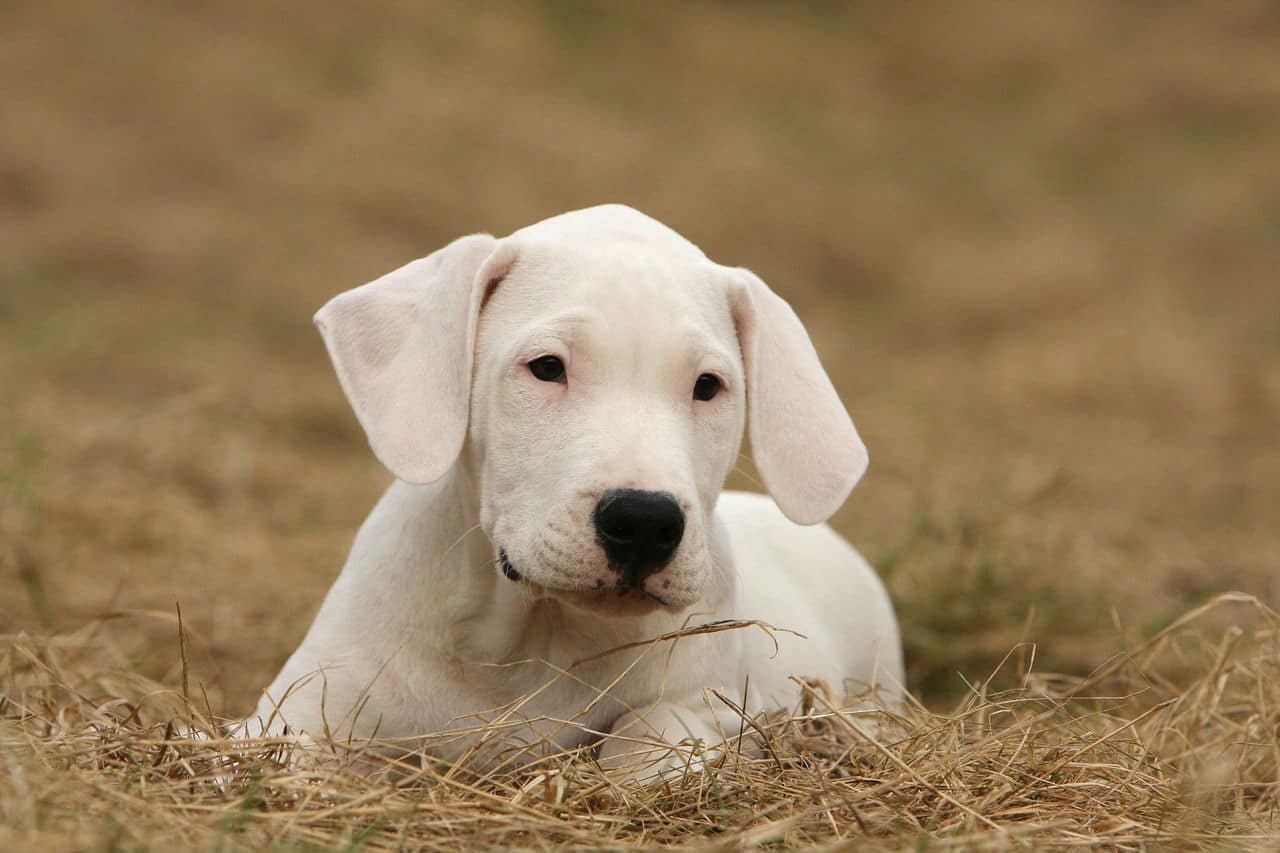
[[248, 204, 903, 779]]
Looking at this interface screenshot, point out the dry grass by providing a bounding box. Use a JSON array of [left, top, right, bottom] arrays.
[[2, 0, 1279, 849], [4, 594, 1279, 851]]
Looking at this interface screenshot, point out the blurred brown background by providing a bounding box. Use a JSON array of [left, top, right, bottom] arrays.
[[2, 1, 1277, 710]]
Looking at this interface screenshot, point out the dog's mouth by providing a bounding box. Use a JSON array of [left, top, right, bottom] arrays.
[[497, 549, 522, 582], [497, 548, 674, 611]]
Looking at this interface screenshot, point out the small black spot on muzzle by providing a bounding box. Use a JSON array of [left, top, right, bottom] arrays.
[[498, 550, 521, 581]]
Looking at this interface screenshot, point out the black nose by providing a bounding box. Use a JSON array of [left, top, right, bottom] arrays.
[[593, 489, 685, 585]]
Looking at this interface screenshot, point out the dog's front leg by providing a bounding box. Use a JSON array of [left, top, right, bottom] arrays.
[[596, 699, 754, 786]]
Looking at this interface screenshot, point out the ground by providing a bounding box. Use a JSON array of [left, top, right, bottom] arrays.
[[2, 2, 1279, 850]]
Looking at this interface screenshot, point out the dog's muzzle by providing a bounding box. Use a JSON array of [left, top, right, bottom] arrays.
[[593, 489, 685, 587]]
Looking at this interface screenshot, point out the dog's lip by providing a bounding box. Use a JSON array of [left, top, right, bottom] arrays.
[[497, 549, 522, 581], [556, 586, 673, 614], [549, 579, 680, 612], [611, 581, 671, 607], [497, 548, 676, 609]]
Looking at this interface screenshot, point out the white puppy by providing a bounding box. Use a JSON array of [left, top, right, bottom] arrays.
[[249, 205, 902, 777]]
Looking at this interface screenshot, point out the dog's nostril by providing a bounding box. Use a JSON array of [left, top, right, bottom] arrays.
[[594, 489, 685, 581]]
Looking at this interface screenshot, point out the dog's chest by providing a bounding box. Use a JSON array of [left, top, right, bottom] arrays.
[[462, 618, 728, 719]]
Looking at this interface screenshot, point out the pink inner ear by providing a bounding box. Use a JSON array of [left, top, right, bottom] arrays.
[[476, 242, 520, 312], [479, 276, 505, 310], [731, 268, 868, 526], [314, 234, 508, 485]]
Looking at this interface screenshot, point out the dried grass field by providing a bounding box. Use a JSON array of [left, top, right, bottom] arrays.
[[3, 2, 1280, 850]]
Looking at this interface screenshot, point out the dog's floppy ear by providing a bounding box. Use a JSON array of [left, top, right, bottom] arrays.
[[729, 268, 868, 525], [314, 234, 515, 484]]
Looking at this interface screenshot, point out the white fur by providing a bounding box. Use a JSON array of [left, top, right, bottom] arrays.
[[249, 205, 903, 778]]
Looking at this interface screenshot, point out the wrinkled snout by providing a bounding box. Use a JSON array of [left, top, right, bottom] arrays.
[[593, 489, 685, 586]]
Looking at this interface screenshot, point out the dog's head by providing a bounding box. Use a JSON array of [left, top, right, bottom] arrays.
[[314, 205, 866, 613]]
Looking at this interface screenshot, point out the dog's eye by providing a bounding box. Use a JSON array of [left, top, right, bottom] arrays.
[[528, 355, 566, 383], [693, 373, 721, 401]]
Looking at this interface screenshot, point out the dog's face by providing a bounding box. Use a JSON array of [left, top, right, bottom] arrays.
[[468, 243, 745, 611], [314, 205, 867, 615]]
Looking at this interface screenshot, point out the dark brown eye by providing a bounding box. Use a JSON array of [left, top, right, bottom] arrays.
[[528, 355, 566, 383], [693, 373, 721, 401]]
